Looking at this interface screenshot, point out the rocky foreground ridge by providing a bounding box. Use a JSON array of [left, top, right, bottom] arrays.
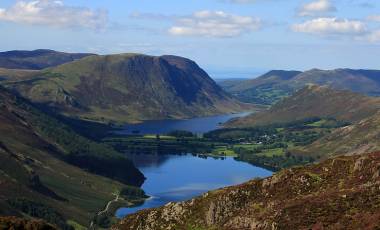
[[0, 216, 56, 230], [114, 152, 380, 230]]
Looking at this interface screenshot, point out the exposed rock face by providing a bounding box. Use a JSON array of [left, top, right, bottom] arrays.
[[114, 152, 380, 230]]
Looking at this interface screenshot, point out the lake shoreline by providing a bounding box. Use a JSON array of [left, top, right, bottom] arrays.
[[115, 153, 273, 218]]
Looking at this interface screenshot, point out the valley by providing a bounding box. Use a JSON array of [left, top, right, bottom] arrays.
[[2, 0, 380, 229], [1, 49, 380, 230]]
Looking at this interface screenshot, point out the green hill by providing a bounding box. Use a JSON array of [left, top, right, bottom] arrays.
[[224, 70, 302, 104], [0, 49, 93, 70], [225, 69, 380, 105], [0, 86, 145, 228], [3, 54, 249, 123], [226, 85, 380, 127], [114, 152, 380, 230]]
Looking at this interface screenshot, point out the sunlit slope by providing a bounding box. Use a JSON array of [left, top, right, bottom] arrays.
[[297, 111, 380, 158], [226, 85, 380, 127]]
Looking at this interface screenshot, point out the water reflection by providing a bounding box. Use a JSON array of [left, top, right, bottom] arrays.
[[117, 153, 272, 217]]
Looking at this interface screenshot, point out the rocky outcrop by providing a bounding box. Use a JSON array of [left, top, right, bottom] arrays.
[[114, 152, 380, 230], [0, 216, 57, 230]]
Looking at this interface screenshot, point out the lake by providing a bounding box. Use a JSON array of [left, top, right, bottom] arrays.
[[116, 153, 273, 217], [115, 112, 251, 135]]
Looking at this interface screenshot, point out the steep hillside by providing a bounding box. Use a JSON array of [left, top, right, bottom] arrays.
[[114, 152, 380, 230], [226, 85, 380, 127], [226, 69, 380, 105], [4, 54, 248, 123], [0, 49, 93, 70], [0, 86, 145, 228], [296, 111, 380, 158]]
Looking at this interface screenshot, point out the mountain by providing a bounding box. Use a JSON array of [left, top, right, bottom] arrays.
[[3, 54, 249, 123], [0, 86, 145, 228], [226, 85, 380, 127], [296, 111, 380, 158], [0, 49, 94, 70], [215, 78, 248, 91], [224, 70, 302, 105], [225, 69, 380, 105], [114, 152, 380, 230]]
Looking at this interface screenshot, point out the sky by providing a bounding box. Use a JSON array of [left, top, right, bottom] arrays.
[[0, 0, 380, 78]]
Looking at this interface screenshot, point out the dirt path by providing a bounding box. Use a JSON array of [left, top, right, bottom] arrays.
[[98, 194, 120, 216], [89, 193, 119, 229]]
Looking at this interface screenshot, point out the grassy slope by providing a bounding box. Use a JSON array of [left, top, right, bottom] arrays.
[[0, 87, 145, 228], [224, 70, 302, 105], [226, 85, 380, 127], [3, 54, 249, 123], [114, 152, 380, 230], [296, 111, 380, 158]]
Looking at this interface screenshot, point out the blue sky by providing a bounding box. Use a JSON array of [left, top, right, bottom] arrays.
[[0, 0, 380, 78]]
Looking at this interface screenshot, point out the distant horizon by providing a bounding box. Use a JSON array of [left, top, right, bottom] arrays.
[[1, 0, 380, 71], [3, 47, 379, 80]]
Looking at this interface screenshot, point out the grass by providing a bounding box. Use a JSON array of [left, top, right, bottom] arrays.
[[234, 143, 261, 150], [257, 148, 284, 157], [307, 119, 327, 127], [211, 147, 237, 157], [66, 220, 86, 230], [144, 135, 176, 139]]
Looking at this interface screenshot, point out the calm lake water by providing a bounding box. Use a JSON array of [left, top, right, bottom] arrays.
[[115, 112, 251, 135], [116, 154, 273, 217]]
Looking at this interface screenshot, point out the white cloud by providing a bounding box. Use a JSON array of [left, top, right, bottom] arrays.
[[0, 0, 107, 30], [168, 11, 261, 38], [368, 15, 380, 22], [292, 18, 367, 35], [298, 0, 336, 17]]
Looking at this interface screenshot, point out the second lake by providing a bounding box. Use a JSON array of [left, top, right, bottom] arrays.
[[116, 153, 273, 217]]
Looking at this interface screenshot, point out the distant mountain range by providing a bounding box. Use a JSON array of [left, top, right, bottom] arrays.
[[1, 52, 249, 123], [219, 69, 380, 105], [226, 85, 380, 127], [0, 49, 94, 70]]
